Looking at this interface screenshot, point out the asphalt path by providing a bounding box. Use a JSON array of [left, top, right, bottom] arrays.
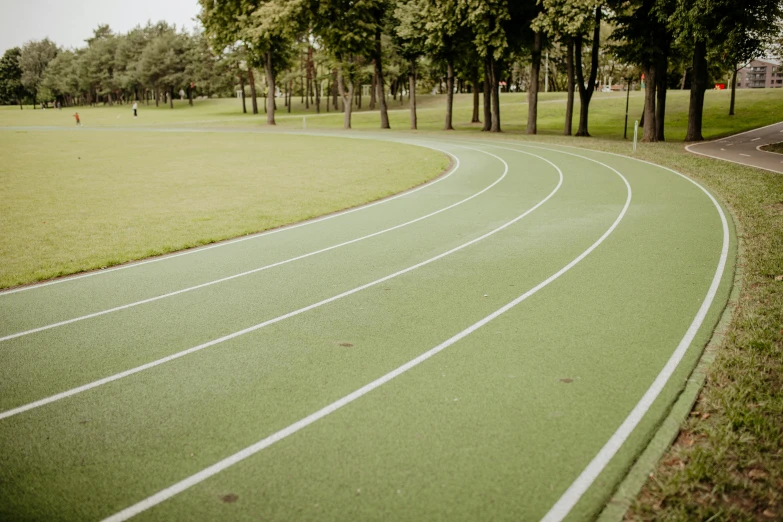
[[686, 120, 783, 173], [0, 129, 734, 522]]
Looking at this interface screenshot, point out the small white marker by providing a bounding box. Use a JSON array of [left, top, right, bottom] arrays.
[[751, 137, 761, 141], [739, 153, 751, 157], [720, 148, 726, 151]]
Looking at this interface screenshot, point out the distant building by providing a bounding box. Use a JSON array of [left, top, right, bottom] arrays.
[[737, 59, 783, 89]]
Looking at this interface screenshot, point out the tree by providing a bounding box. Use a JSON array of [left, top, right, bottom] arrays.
[[314, 0, 380, 129], [249, 0, 309, 124], [460, 0, 516, 133], [0, 48, 26, 108], [719, 0, 782, 115], [674, 0, 781, 141], [393, 0, 429, 129], [19, 38, 58, 107], [611, 0, 675, 141]]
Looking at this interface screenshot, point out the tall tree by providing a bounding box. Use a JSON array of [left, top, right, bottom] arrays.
[[314, 0, 380, 129], [250, 0, 308, 124], [0, 48, 26, 108], [424, 0, 465, 131], [535, 0, 599, 136], [19, 38, 58, 107], [393, 0, 429, 129], [674, 0, 781, 141], [574, 3, 602, 136]]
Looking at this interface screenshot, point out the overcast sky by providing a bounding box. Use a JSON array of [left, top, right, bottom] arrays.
[[0, 0, 201, 53]]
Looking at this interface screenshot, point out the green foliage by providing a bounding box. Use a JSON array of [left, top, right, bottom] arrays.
[[19, 38, 58, 101], [0, 47, 26, 105]]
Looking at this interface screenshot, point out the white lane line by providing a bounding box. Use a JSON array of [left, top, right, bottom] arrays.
[[0, 148, 561, 421], [101, 152, 630, 522], [739, 153, 752, 157], [0, 145, 505, 343], [750, 137, 761, 141], [492, 143, 731, 522], [0, 143, 460, 296]]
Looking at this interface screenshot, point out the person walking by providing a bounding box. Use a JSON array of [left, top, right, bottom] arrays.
[[132, 101, 138, 118], [73, 112, 81, 126]]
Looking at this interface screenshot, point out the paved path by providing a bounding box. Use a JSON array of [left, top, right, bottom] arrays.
[[686, 121, 783, 173], [0, 128, 734, 522]]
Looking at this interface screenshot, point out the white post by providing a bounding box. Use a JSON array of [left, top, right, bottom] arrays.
[[633, 120, 639, 151], [545, 51, 549, 93]]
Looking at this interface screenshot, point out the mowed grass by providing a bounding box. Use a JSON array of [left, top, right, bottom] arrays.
[[0, 131, 448, 289], [4, 88, 782, 142]]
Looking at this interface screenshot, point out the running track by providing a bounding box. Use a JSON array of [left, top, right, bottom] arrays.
[[0, 129, 734, 521]]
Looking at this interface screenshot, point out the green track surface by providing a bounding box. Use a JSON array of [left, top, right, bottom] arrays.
[[0, 130, 734, 521]]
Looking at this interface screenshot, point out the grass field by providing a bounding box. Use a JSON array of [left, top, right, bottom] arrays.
[[3, 88, 782, 141], [1, 89, 781, 521], [0, 131, 447, 289]]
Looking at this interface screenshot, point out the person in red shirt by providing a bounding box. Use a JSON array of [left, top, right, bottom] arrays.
[[73, 112, 81, 126]]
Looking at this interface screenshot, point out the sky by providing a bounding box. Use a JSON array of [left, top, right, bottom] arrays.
[[0, 0, 201, 53]]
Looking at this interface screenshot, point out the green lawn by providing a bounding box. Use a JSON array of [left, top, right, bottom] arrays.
[[0, 131, 447, 289], [3, 88, 781, 142]]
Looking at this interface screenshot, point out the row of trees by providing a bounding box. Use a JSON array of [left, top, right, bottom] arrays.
[[197, 0, 781, 141], [0, 23, 235, 110], [1, 0, 781, 142]]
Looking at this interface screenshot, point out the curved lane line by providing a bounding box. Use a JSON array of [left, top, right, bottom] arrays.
[[0, 147, 557, 421], [100, 149, 630, 522], [0, 143, 461, 296], [460, 138, 729, 522], [0, 145, 502, 342], [523, 146, 730, 522]]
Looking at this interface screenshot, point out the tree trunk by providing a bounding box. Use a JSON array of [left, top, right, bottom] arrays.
[[369, 71, 377, 110], [642, 64, 657, 142], [409, 60, 418, 130], [239, 75, 246, 113], [375, 29, 390, 129], [482, 55, 492, 132], [337, 67, 353, 129], [685, 38, 708, 142], [287, 80, 292, 113], [565, 38, 575, 136], [265, 52, 276, 125], [490, 57, 501, 132], [169, 87, 174, 109], [655, 54, 667, 141], [315, 65, 321, 114], [155, 86, 159, 107], [527, 31, 542, 135], [188, 84, 193, 106], [575, 7, 601, 137], [445, 59, 455, 130], [248, 68, 258, 114], [729, 67, 737, 115], [306, 46, 313, 109], [471, 68, 480, 123], [332, 69, 339, 111]]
